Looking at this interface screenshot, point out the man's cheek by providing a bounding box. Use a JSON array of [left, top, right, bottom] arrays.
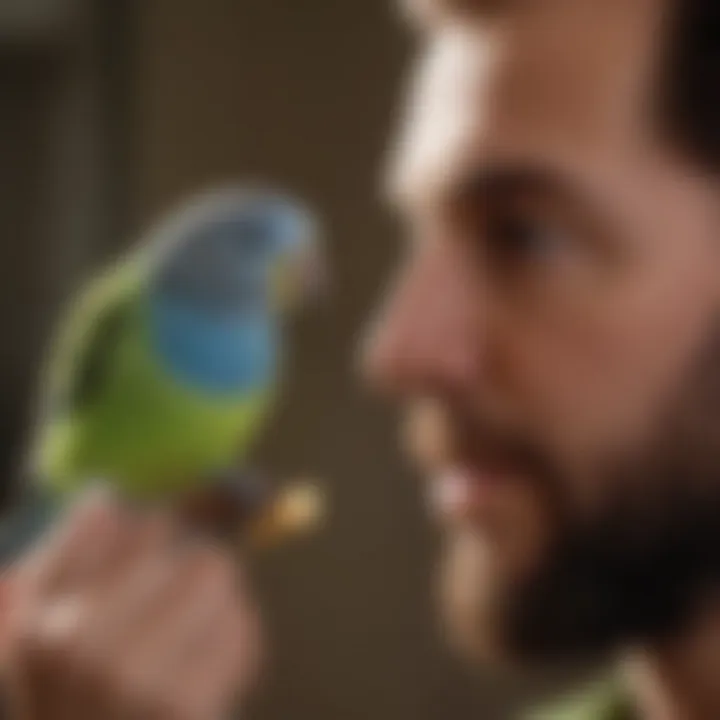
[[495, 337, 640, 503], [488, 330, 610, 456], [519, 297, 720, 463]]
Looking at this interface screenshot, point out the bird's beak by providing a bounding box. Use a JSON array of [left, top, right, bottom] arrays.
[[272, 243, 329, 311]]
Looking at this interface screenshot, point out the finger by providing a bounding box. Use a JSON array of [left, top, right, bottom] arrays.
[[0, 572, 16, 670], [182, 602, 262, 719], [76, 512, 177, 655], [170, 563, 263, 716], [16, 486, 124, 599], [8, 593, 95, 720], [14, 519, 178, 720], [116, 543, 235, 682]]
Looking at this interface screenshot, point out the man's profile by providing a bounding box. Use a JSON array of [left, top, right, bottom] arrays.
[[364, 0, 720, 717]]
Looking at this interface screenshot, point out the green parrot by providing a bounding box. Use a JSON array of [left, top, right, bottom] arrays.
[[1, 186, 323, 557]]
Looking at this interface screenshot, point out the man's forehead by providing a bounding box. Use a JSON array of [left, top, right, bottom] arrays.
[[385, 26, 497, 209], [387, 0, 669, 211]]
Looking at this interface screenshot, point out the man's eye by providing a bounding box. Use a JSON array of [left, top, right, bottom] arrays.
[[486, 208, 569, 272]]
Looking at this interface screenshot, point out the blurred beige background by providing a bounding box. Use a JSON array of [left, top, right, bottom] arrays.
[[0, 1, 554, 717]]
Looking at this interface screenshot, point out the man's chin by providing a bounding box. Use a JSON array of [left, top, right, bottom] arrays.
[[437, 526, 516, 667]]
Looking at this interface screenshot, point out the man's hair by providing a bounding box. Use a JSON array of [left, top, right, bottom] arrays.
[[404, 0, 720, 174], [663, 0, 720, 172], [399, 0, 506, 27]]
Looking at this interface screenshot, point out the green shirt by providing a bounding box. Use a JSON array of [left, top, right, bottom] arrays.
[[530, 676, 635, 720]]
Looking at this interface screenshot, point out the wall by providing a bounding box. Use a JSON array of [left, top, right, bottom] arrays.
[[132, 2, 539, 718], [0, 0, 124, 503]]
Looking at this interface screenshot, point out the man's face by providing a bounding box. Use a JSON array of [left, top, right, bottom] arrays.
[[364, 0, 720, 665]]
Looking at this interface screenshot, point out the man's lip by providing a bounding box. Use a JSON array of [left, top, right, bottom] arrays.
[[426, 466, 508, 523]]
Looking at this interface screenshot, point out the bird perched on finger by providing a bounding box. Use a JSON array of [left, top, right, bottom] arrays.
[[27, 186, 326, 538]]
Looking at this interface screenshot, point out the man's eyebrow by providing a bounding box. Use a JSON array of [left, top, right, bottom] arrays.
[[454, 164, 590, 207], [452, 163, 625, 250], [384, 162, 603, 224]]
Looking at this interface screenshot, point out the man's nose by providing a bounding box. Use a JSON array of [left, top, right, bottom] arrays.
[[362, 239, 481, 397]]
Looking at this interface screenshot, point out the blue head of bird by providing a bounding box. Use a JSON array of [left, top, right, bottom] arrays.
[[152, 188, 322, 317], [147, 187, 323, 394]]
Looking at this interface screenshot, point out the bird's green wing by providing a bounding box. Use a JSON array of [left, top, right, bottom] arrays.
[[42, 263, 141, 420], [65, 295, 131, 412]]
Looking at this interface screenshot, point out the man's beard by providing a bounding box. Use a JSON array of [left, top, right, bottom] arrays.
[[438, 333, 720, 667]]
